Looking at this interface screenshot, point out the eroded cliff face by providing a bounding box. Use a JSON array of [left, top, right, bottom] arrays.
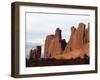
[[26, 23, 90, 67], [44, 23, 90, 60], [44, 28, 63, 58], [64, 23, 86, 52]]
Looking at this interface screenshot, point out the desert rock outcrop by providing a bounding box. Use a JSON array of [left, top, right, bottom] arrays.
[[64, 23, 86, 53], [26, 22, 90, 67], [44, 28, 64, 58], [44, 23, 90, 60]]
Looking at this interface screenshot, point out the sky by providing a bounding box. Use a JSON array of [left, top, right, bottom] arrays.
[[26, 12, 90, 44], [25, 12, 90, 59]]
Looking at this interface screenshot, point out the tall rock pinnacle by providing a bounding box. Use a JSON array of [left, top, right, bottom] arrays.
[[44, 28, 64, 59]]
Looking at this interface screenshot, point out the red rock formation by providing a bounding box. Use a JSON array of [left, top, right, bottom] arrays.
[[55, 43, 89, 59], [27, 23, 90, 67], [44, 23, 90, 60], [64, 23, 86, 53], [44, 28, 64, 58], [44, 35, 54, 58], [54, 23, 90, 59], [30, 46, 41, 59]]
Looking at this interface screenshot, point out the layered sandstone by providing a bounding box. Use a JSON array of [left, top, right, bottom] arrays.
[[44, 23, 90, 60]]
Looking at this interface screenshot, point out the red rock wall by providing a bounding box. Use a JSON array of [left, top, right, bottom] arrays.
[[44, 23, 90, 59], [44, 28, 63, 58]]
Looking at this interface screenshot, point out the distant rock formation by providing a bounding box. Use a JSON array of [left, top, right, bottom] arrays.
[[30, 46, 41, 59], [44, 23, 90, 60]]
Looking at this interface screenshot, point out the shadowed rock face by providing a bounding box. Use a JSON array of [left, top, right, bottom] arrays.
[[85, 23, 90, 43], [61, 39, 67, 51], [30, 46, 41, 59], [44, 23, 90, 60]]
